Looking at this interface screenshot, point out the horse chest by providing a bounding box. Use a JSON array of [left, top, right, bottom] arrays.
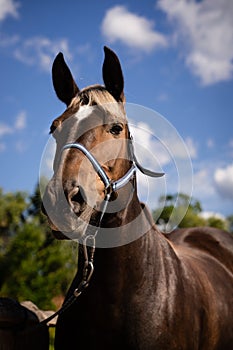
[[73, 272, 180, 348]]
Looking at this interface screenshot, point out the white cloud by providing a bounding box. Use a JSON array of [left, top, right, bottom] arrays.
[[199, 211, 225, 221], [207, 138, 214, 149], [128, 121, 166, 207], [0, 0, 19, 21], [128, 120, 195, 208], [184, 137, 197, 159], [0, 3, 73, 73], [193, 169, 213, 197], [15, 110, 26, 130], [0, 123, 12, 137], [14, 37, 72, 72], [130, 121, 170, 168], [130, 122, 197, 166], [158, 0, 233, 85], [0, 110, 27, 151], [101, 5, 167, 52], [214, 164, 233, 200], [191, 167, 219, 212]]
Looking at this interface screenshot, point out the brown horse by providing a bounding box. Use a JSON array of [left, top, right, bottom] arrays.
[[42, 46, 233, 349]]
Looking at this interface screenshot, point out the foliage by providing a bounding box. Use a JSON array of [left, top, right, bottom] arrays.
[[0, 185, 78, 310], [0, 189, 28, 254], [226, 215, 233, 233], [0, 189, 27, 230], [153, 193, 229, 231]]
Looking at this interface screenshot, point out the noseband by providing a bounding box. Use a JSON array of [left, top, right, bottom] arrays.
[[62, 143, 136, 194], [62, 135, 164, 195]]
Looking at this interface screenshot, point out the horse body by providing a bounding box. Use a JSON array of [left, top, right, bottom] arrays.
[[54, 205, 233, 349], [173, 228, 233, 349], [42, 46, 233, 349]]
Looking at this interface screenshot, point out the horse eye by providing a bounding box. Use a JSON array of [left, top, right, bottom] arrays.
[[110, 124, 123, 135]]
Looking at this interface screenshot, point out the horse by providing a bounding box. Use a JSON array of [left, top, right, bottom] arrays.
[[42, 46, 233, 349]]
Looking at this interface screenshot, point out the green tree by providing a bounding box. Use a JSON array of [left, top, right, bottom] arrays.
[[153, 193, 228, 230], [0, 185, 78, 310], [153, 193, 203, 227], [0, 221, 78, 309], [179, 208, 206, 228], [206, 216, 228, 231], [0, 188, 28, 254], [226, 215, 233, 233]]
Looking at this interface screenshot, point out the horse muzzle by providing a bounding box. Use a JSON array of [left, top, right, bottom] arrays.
[[41, 181, 93, 240]]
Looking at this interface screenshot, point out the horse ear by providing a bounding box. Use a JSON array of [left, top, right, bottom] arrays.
[[102, 46, 125, 102], [52, 52, 79, 106]]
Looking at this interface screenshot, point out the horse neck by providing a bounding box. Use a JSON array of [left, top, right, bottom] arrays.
[[76, 185, 179, 297]]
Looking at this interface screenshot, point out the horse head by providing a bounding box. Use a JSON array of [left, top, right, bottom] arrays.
[[42, 47, 135, 240]]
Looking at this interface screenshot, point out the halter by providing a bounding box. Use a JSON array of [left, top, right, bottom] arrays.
[[62, 143, 136, 193], [38, 136, 164, 327], [62, 135, 164, 194]]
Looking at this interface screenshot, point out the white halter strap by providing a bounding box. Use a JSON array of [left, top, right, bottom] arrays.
[[62, 138, 164, 193]]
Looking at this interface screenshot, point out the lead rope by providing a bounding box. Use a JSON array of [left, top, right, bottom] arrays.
[[39, 192, 111, 327], [73, 191, 111, 297]]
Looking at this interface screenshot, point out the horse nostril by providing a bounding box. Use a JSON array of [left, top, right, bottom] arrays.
[[68, 187, 86, 210]]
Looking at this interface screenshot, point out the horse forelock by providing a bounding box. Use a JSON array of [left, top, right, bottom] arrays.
[[70, 85, 120, 108], [50, 85, 126, 134]]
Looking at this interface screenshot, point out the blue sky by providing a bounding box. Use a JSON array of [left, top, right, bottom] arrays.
[[0, 0, 233, 218]]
